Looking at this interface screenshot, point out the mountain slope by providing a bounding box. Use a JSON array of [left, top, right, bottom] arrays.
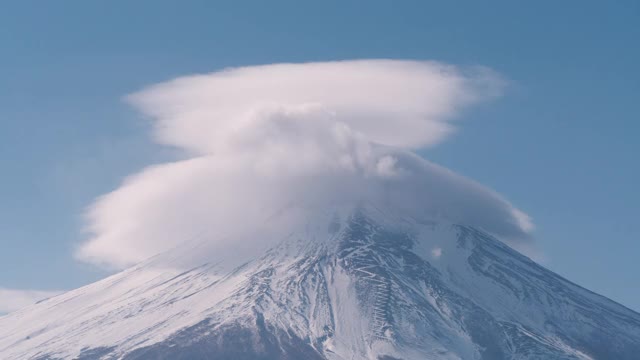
[[1, 208, 639, 359]]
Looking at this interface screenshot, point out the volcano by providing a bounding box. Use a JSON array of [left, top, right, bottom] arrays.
[[1, 205, 639, 360]]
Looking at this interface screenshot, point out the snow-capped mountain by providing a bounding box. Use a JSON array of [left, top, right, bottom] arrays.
[[1, 206, 639, 359]]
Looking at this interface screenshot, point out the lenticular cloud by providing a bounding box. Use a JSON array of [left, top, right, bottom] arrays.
[[76, 60, 533, 270]]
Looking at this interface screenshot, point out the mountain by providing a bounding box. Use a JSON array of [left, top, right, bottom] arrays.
[[1, 206, 639, 360]]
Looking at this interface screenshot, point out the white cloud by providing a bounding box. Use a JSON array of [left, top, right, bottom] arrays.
[[127, 60, 504, 152], [0, 288, 61, 314], [75, 59, 532, 270], [375, 155, 402, 178]]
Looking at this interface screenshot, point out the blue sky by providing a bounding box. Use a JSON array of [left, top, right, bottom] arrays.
[[1, 1, 639, 311]]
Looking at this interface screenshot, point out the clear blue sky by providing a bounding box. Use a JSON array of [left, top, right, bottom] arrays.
[[1, 1, 638, 310]]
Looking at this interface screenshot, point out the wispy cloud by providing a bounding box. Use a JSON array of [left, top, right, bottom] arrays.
[[74, 60, 532, 270], [0, 288, 62, 314]]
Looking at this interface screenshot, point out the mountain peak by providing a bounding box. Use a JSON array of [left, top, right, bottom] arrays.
[[1, 211, 639, 359]]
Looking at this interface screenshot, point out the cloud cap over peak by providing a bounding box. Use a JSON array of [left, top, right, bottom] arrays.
[[77, 59, 531, 270]]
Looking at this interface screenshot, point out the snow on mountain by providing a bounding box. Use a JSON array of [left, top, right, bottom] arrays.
[[1, 205, 639, 359]]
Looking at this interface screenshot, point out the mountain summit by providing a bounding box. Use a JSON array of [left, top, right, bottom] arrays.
[[1, 207, 639, 359]]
